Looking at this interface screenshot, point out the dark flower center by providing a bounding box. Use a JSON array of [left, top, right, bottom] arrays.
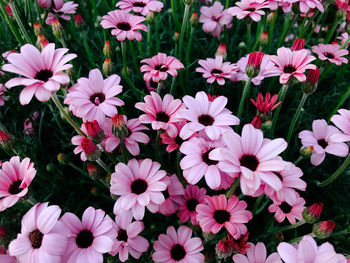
[[131, 179, 148, 195], [324, 52, 335, 59], [186, 198, 198, 212], [8, 180, 22, 195], [280, 202, 292, 214], [117, 229, 128, 242], [156, 111, 170, 123], [171, 244, 186, 261], [34, 69, 53, 82], [76, 230, 94, 248], [213, 209, 231, 224], [274, 172, 283, 181], [283, 65, 296, 74], [133, 1, 146, 7], [29, 229, 43, 249], [240, 154, 259, 171], [211, 69, 223, 75], [154, 64, 169, 72], [202, 149, 218, 166], [318, 139, 328, 149], [198, 114, 214, 126], [117, 22, 132, 31], [175, 136, 184, 146], [90, 93, 106, 106], [245, 7, 256, 11], [163, 189, 170, 199]]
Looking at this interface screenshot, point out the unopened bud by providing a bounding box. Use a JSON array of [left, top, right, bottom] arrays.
[[258, 31, 269, 46], [84, 120, 105, 144], [46, 163, 55, 172], [146, 11, 155, 24], [34, 22, 43, 36], [267, 12, 275, 23], [190, 12, 199, 26], [336, 9, 346, 21], [184, 0, 195, 5], [81, 137, 101, 161], [173, 32, 180, 42], [291, 37, 305, 51], [0, 130, 14, 150], [103, 40, 112, 58], [40, 39, 49, 50], [102, 58, 113, 76], [246, 51, 264, 78], [313, 220, 335, 239], [36, 34, 46, 49], [5, 5, 12, 16], [216, 44, 227, 60], [87, 163, 103, 179], [74, 14, 84, 30], [216, 239, 233, 260], [302, 68, 320, 94], [238, 41, 246, 49], [51, 19, 63, 39], [300, 146, 314, 158], [57, 153, 69, 165], [303, 203, 323, 223], [112, 114, 129, 139]]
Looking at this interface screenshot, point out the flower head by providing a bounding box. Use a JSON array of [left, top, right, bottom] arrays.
[[116, 0, 164, 16], [313, 220, 336, 239], [312, 44, 349, 66], [45, 1, 79, 25], [233, 242, 281, 263], [291, 38, 305, 51], [228, 0, 270, 22], [302, 203, 323, 223], [330, 109, 350, 142], [0, 84, 8, 106], [251, 93, 281, 115]]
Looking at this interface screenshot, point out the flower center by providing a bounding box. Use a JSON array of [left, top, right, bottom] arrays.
[[133, 1, 146, 7], [324, 52, 335, 59], [117, 22, 132, 31], [34, 69, 53, 82], [213, 209, 231, 224], [156, 111, 170, 123], [171, 244, 186, 261], [29, 229, 43, 249], [76, 230, 94, 248], [175, 136, 184, 146], [90, 93, 105, 106], [202, 149, 218, 166], [274, 172, 283, 181], [8, 180, 22, 195], [198, 114, 214, 126], [280, 202, 292, 214], [245, 7, 256, 11], [240, 154, 259, 171], [186, 198, 199, 212], [211, 69, 223, 75], [317, 139, 328, 149], [283, 65, 296, 74], [131, 179, 148, 195], [154, 64, 169, 72], [117, 229, 128, 242]]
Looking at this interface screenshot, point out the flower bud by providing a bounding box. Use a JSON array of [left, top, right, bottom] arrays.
[[102, 58, 113, 76], [51, 19, 63, 39], [74, 14, 84, 30], [190, 12, 199, 26], [266, 12, 275, 23], [258, 31, 269, 46], [302, 203, 323, 223], [46, 163, 55, 172], [87, 163, 103, 180], [313, 220, 335, 239], [112, 114, 129, 139], [216, 239, 233, 260], [33, 22, 43, 36], [81, 137, 101, 161], [238, 41, 246, 49], [36, 34, 46, 49], [173, 32, 180, 42], [103, 40, 112, 58], [5, 4, 12, 16], [202, 232, 215, 242], [216, 44, 227, 60], [291, 37, 305, 51], [146, 11, 155, 24], [0, 130, 14, 151], [84, 120, 105, 144], [40, 38, 49, 50], [300, 146, 314, 158], [246, 51, 264, 78], [302, 68, 320, 94], [57, 153, 69, 165], [261, 119, 272, 132]]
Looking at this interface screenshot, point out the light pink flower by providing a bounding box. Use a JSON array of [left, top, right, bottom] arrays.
[[45, 1, 78, 24], [196, 194, 252, 239], [64, 69, 124, 125], [0, 156, 36, 212], [160, 121, 188, 153], [228, 0, 270, 22], [279, 0, 299, 13], [312, 44, 349, 66], [9, 203, 67, 262], [179, 91, 240, 140], [233, 242, 282, 263], [116, 0, 164, 16], [267, 47, 316, 84], [331, 109, 350, 142], [140, 53, 184, 82], [298, 119, 349, 166], [38, 0, 64, 9], [110, 158, 167, 220], [24, 111, 40, 135], [0, 84, 8, 106], [152, 225, 204, 263], [199, 1, 233, 38], [298, 0, 324, 13], [2, 44, 76, 105], [338, 32, 350, 46], [61, 206, 116, 263], [101, 10, 147, 41], [110, 212, 149, 262]]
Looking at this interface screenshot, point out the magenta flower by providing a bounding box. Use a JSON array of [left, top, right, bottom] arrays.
[[152, 225, 204, 263], [65, 69, 124, 125], [116, 0, 164, 16], [196, 194, 252, 239], [140, 53, 184, 82], [38, 0, 64, 10], [61, 207, 116, 263], [228, 0, 270, 22], [179, 91, 240, 140], [160, 121, 188, 153], [100, 10, 147, 41], [0, 84, 8, 106], [298, 0, 324, 13], [312, 44, 349, 66], [2, 44, 76, 105], [0, 156, 36, 212], [199, 1, 232, 38], [45, 1, 78, 24], [9, 203, 67, 262], [331, 109, 350, 142], [71, 125, 102, 161], [233, 242, 281, 263], [298, 119, 349, 166], [110, 212, 149, 262]]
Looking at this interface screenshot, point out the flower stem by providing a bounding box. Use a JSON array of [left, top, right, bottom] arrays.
[[288, 233, 314, 244], [247, 23, 252, 52], [270, 84, 289, 138], [325, 20, 339, 43], [171, 0, 181, 32], [294, 156, 304, 165], [328, 84, 350, 121], [267, 11, 278, 52], [252, 195, 264, 214], [0, 0, 24, 44], [96, 158, 111, 174], [147, 23, 152, 56], [154, 130, 161, 161], [237, 77, 252, 120], [156, 81, 162, 94], [119, 139, 129, 163], [272, 220, 306, 234], [81, 32, 94, 67], [226, 178, 240, 198], [185, 26, 195, 87], [287, 93, 308, 144], [9, 2, 33, 44], [277, 13, 297, 48], [178, 4, 191, 61]]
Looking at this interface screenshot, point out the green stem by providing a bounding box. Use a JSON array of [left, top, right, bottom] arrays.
[[237, 78, 252, 120], [34, 0, 44, 25], [226, 178, 240, 198], [9, 2, 33, 44], [294, 156, 304, 165], [156, 81, 162, 94], [225, 0, 231, 8], [325, 21, 339, 43], [306, 13, 324, 41], [96, 158, 111, 174], [119, 139, 128, 163], [171, 0, 181, 32], [298, 11, 310, 38], [170, 75, 177, 95], [91, 0, 97, 23], [0, 0, 24, 44], [287, 93, 308, 144], [252, 195, 264, 214], [316, 154, 350, 187], [247, 23, 252, 52], [277, 14, 297, 48], [328, 84, 350, 121], [272, 220, 306, 233], [270, 84, 289, 138], [288, 233, 314, 244], [147, 23, 152, 56], [81, 32, 94, 67], [154, 130, 161, 161], [185, 26, 195, 87], [178, 4, 191, 61], [267, 11, 278, 52]]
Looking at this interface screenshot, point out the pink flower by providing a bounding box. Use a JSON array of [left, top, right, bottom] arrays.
[[37, 0, 64, 10], [0, 84, 8, 106], [298, 0, 324, 13], [0, 254, 16, 263], [2, 44, 76, 105], [228, 0, 269, 22], [101, 10, 147, 41], [196, 194, 252, 239], [233, 242, 281, 263], [298, 119, 349, 166], [152, 225, 204, 263], [267, 47, 316, 84], [251, 92, 281, 114], [45, 1, 79, 24], [110, 158, 167, 220], [116, 0, 164, 16], [110, 212, 149, 262], [331, 109, 350, 142], [199, 1, 233, 38], [71, 125, 102, 161], [160, 121, 188, 153], [209, 124, 287, 196], [196, 55, 238, 85], [24, 111, 40, 135], [65, 69, 124, 125], [312, 44, 349, 66], [0, 156, 36, 212], [338, 32, 350, 46], [61, 207, 116, 263], [140, 53, 184, 82], [179, 91, 240, 140], [9, 203, 67, 262]]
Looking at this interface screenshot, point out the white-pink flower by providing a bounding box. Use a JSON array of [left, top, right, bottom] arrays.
[[331, 109, 350, 142], [233, 242, 282, 263], [312, 44, 349, 66], [228, 0, 270, 22], [45, 1, 78, 24], [116, 0, 164, 16], [0, 84, 8, 106], [298, 0, 324, 13]]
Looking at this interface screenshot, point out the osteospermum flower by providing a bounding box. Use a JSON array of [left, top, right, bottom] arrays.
[[71, 125, 102, 161], [65, 69, 124, 125], [61, 207, 116, 263], [298, 119, 349, 166], [152, 225, 204, 263], [110, 158, 167, 220], [9, 203, 67, 262], [0, 84, 8, 106], [0, 156, 36, 212], [45, 1, 78, 24], [196, 194, 252, 239], [100, 10, 147, 41], [179, 91, 240, 140], [228, 0, 270, 22], [331, 109, 350, 142], [233, 242, 281, 263], [298, 0, 324, 13], [312, 44, 349, 66], [140, 53, 184, 82], [196, 55, 238, 85], [116, 0, 164, 16], [38, 0, 63, 10], [2, 44, 76, 105]]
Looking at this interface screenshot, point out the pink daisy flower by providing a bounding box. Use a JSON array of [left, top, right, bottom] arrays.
[[116, 0, 164, 16], [233, 242, 282, 263], [160, 121, 188, 153], [298, 0, 324, 13], [0, 84, 8, 106], [140, 53, 184, 82], [100, 10, 147, 41], [24, 111, 40, 135], [312, 44, 349, 66], [9, 202, 67, 262], [2, 44, 76, 105], [179, 91, 240, 140], [110, 158, 167, 220], [61, 206, 116, 263], [152, 225, 205, 263], [199, 1, 233, 38], [228, 0, 270, 22], [110, 212, 149, 262], [266, 47, 317, 84], [298, 119, 349, 166], [338, 32, 350, 47], [64, 69, 124, 125], [196, 194, 252, 239], [196, 55, 238, 85], [45, 1, 78, 24], [331, 109, 350, 142], [177, 185, 207, 225], [38, 0, 63, 9], [135, 91, 183, 137], [71, 125, 102, 161], [0, 156, 36, 212]]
